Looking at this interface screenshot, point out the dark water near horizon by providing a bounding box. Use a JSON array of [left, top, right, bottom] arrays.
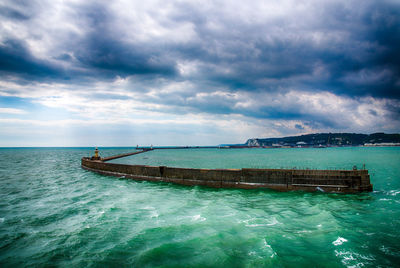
[[0, 147, 399, 267]]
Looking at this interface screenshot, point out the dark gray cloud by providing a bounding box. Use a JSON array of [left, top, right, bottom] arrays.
[[71, 4, 177, 78], [1, 1, 398, 94], [0, 5, 30, 20], [0, 0, 399, 131], [0, 39, 62, 78]]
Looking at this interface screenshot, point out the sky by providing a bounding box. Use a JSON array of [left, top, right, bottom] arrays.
[[0, 0, 399, 146]]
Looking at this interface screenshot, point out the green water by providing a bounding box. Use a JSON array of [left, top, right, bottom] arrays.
[[0, 147, 399, 267]]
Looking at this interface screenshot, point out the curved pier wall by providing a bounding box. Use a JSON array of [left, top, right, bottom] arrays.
[[81, 158, 372, 193]]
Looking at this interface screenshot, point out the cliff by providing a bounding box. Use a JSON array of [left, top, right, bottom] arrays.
[[245, 133, 400, 147]]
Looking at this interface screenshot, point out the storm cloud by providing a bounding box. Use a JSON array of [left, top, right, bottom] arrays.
[[0, 0, 399, 145]]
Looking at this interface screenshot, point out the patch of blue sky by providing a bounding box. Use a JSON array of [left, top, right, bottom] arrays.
[[0, 96, 76, 121]]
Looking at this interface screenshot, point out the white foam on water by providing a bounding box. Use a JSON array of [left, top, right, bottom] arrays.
[[333, 237, 348, 246], [244, 217, 280, 227], [296, 230, 312, 234], [388, 190, 400, 196], [263, 239, 277, 258], [248, 251, 256, 256], [266, 217, 280, 226], [0, 218, 4, 223], [379, 245, 400, 256], [150, 211, 159, 218], [191, 214, 206, 222], [335, 250, 356, 266], [219, 212, 236, 218], [335, 249, 375, 267]]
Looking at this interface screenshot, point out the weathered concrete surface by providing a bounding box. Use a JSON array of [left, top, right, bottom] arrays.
[[81, 157, 373, 193], [101, 149, 152, 162]]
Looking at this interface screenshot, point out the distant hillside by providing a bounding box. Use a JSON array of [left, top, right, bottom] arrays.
[[245, 133, 400, 147]]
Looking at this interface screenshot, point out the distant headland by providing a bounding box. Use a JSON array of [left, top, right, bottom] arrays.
[[242, 133, 400, 148]]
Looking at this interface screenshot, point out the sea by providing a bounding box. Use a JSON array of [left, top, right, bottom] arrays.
[[0, 147, 399, 267]]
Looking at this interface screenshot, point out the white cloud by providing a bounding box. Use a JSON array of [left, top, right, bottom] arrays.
[[0, 107, 27, 114], [1, 77, 399, 138], [0, 0, 399, 146]]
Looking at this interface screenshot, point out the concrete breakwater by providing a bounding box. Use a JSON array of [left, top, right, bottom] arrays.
[[81, 151, 373, 193]]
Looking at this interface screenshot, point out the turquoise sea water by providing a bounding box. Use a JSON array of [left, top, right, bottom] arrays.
[[0, 147, 399, 267]]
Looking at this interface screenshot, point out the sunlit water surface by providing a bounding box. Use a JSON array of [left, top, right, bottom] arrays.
[[0, 147, 399, 267]]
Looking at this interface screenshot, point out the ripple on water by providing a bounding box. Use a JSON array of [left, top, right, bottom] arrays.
[[0, 147, 400, 266]]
